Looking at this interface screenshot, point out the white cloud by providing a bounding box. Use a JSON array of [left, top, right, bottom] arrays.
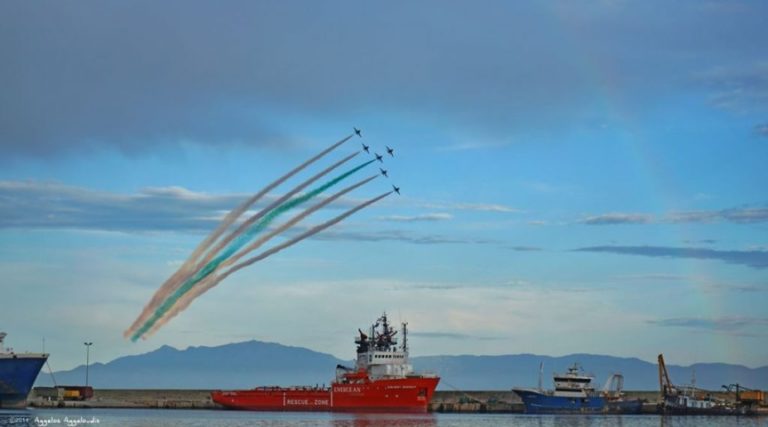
[[0, 180, 368, 232], [378, 213, 453, 222], [576, 206, 768, 226], [437, 139, 514, 152], [420, 201, 520, 213]]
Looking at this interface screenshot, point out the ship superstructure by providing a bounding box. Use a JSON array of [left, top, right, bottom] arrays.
[[350, 312, 413, 379]]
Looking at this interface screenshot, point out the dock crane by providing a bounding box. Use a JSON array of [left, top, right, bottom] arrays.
[[658, 354, 676, 399], [658, 353, 703, 401], [601, 373, 625, 398], [721, 384, 765, 407]]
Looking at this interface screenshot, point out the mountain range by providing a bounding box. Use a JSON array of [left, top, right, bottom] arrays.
[[35, 340, 768, 391]]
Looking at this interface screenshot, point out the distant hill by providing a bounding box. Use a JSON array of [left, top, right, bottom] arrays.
[[412, 353, 768, 391], [36, 340, 346, 389], [36, 340, 768, 390]]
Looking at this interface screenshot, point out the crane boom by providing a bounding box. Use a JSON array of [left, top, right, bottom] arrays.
[[658, 354, 674, 397]]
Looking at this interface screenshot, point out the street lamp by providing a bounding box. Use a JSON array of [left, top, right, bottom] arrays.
[[84, 342, 93, 387]]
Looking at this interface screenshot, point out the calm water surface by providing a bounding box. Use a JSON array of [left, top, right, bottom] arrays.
[[1, 409, 766, 427]]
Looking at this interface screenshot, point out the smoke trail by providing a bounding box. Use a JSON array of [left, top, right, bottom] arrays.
[[138, 190, 391, 340], [134, 160, 375, 340], [131, 164, 378, 341], [186, 134, 353, 264], [180, 154, 362, 289], [124, 134, 353, 337], [125, 147, 357, 338], [228, 174, 379, 270], [142, 175, 380, 338], [217, 159, 376, 262], [226, 191, 392, 274]]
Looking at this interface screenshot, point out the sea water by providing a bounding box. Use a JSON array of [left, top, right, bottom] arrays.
[[1, 409, 766, 427]]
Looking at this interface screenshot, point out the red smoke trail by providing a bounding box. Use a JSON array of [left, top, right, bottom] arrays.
[[124, 134, 354, 338], [139, 189, 390, 339]]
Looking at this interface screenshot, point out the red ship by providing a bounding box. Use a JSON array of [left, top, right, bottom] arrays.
[[212, 313, 440, 412]]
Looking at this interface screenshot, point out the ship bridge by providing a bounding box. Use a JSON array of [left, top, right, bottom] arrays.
[[552, 363, 595, 397], [353, 313, 413, 379]]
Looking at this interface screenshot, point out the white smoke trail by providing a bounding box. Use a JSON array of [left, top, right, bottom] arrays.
[[142, 175, 379, 338], [124, 134, 354, 338], [221, 175, 379, 272], [132, 153, 362, 341], [139, 189, 390, 339], [190, 152, 360, 276]]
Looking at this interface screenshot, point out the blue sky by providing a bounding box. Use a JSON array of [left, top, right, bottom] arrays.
[[1, 1, 766, 372]]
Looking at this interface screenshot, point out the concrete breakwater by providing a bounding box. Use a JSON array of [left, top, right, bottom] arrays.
[[30, 389, 216, 409], [29, 389, 679, 413]]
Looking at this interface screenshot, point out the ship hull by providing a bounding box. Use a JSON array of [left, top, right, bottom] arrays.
[[605, 398, 643, 414], [0, 355, 48, 409], [212, 377, 439, 413], [514, 389, 605, 414], [659, 397, 753, 415]]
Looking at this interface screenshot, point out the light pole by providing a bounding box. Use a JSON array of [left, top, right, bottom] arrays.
[[84, 342, 93, 387]]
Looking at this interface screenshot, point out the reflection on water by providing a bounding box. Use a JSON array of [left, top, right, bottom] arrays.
[[330, 413, 437, 427], [657, 415, 768, 427], [1, 409, 766, 427], [536, 415, 626, 427]]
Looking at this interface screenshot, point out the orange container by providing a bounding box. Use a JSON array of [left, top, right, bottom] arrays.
[[739, 390, 765, 402]]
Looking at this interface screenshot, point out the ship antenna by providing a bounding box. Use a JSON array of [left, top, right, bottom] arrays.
[[691, 367, 696, 389], [401, 321, 408, 353], [538, 361, 543, 391]]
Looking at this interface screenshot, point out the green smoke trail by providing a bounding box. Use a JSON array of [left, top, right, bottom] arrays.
[[131, 159, 375, 341], [125, 135, 355, 339]]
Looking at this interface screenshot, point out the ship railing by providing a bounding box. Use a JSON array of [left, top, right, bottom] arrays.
[[408, 371, 438, 378], [254, 385, 331, 391]]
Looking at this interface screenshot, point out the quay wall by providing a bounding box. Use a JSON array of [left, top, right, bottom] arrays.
[[29, 389, 762, 414]]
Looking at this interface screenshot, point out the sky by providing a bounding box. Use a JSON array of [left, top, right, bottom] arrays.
[[1, 0, 767, 372]]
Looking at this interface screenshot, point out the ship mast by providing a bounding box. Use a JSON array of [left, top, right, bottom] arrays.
[[401, 322, 409, 353], [401, 322, 408, 353]]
